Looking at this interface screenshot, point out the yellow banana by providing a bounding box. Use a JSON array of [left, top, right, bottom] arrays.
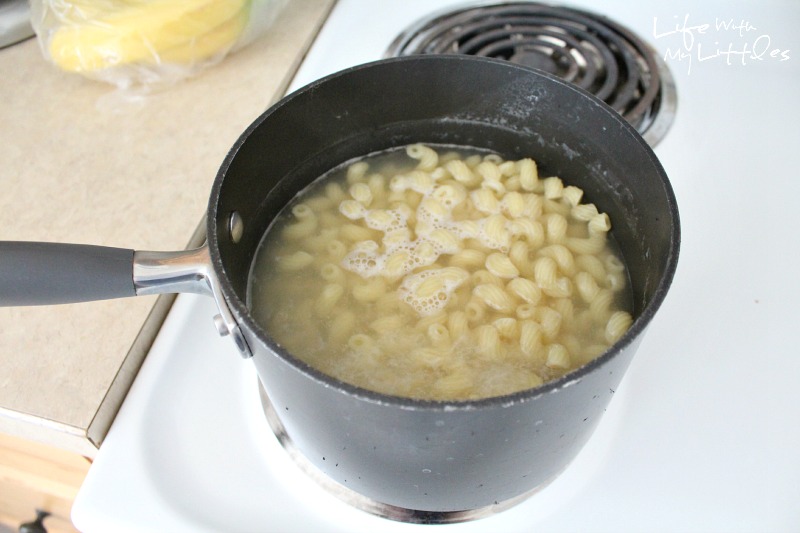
[[157, 8, 248, 64], [48, 0, 250, 72]]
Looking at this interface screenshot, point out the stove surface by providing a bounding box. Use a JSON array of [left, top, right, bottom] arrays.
[[73, 0, 800, 531]]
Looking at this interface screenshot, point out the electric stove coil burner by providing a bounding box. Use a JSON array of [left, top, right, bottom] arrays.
[[386, 2, 676, 146]]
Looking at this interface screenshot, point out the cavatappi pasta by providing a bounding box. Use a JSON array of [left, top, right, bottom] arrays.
[[249, 144, 633, 401]]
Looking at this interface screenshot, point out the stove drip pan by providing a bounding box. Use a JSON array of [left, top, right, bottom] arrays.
[[258, 383, 557, 524], [385, 2, 676, 146]]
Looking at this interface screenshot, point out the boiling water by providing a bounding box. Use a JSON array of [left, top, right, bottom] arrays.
[[248, 144, 632, 401]]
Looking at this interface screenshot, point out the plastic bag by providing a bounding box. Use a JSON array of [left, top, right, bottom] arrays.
[[29, 0, 287, 90]]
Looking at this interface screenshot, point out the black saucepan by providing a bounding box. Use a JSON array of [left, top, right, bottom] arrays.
[[0, 56, 679, 521]]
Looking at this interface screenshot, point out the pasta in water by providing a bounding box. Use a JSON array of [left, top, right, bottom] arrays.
[[249, 144, 633, 401]]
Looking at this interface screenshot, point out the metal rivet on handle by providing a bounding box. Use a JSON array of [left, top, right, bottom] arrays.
[[213, 314, 229, 336], [228, 211, 244, 243]]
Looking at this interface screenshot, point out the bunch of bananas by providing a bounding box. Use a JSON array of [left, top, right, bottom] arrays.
[[46, 0, 251, 73]]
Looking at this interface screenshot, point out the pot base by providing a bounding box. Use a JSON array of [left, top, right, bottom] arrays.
[[257, 383, 556, 524]]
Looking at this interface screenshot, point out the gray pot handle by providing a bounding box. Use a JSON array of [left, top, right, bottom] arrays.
[[0, 241, 136, 305], [0, 242, 219, 306], [0, 241, 250, 357]]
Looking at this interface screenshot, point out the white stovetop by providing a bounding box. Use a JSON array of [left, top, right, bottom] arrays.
[[73, 0, 800, 531]]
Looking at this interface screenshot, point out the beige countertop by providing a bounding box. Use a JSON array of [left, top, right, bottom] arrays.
[[0, 0, 336, 457]]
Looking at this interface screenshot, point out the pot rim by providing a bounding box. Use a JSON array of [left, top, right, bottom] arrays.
[[207, 55, 681, 411]]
